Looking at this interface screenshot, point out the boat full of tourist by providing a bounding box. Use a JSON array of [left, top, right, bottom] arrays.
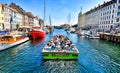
[[42, 35, 79, 59], [0, 34, 29, 51], [30, 26, 46, 39]]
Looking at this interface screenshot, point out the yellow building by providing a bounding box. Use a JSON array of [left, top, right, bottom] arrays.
[[0, 3, 4, 31]]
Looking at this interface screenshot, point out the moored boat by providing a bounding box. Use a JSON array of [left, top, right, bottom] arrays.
[[0, 35, 29, 51], [30, 26, 46, 39], [42, 35, 79, 60]]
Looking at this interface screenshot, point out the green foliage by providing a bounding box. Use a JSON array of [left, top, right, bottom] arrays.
[[16, 24, 19, 29]]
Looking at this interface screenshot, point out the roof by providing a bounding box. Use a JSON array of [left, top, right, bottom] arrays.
[[3, 4, 18, 13], [26, 12, 34, 18], [85, 0, 116, 15]]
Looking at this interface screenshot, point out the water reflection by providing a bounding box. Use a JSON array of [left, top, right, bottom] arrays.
[[30, 38, 45, 45], [0, 29, 120, 73]]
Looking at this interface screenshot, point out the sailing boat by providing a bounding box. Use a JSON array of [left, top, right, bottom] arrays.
[[66, 12, 71, 33], [30, 0, 46, 39], [48, 14, 54, 33]]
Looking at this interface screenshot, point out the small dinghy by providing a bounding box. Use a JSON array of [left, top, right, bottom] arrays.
[[42, 35, 79, 60]]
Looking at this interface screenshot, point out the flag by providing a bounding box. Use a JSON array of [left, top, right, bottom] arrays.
[[10, 16, 13, 29], [10, 16, 13, 25]]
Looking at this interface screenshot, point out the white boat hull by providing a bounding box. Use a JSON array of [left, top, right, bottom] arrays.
[[0, 37, 29, 51], [89, 37, 100, 39]]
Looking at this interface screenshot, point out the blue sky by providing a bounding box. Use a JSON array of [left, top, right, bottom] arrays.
[[0, 0, 110, 26]]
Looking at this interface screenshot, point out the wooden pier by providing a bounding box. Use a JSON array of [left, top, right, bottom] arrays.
[[100, 33, 120, 43]]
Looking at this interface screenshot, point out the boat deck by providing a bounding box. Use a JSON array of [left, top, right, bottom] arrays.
[[0, 35, 29, 51]]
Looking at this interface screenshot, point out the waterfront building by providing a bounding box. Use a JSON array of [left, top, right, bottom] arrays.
[[1, 2, 43, 29], [26, 12, 34, 26], [10, 3, 26, 26], [85, 7, 99, 30], [78, 12, 86, 28], [16, 12, 22, 27], [3, 4, 22, 29], [24, 14, 29, 26], [99, 1, 117, 31], [3, 4, 12, 29], [33, 16, 39, 26], [39, 19, 44, 28], [78, 0, 120, 31], [11, 8, 23, 29], [60, 24, 70, 29], [114, 0, 120, 28], [0, 3, 4, 30]]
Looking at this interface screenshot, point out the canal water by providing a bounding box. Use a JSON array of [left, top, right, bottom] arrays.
[[0, 29, 120, 73]]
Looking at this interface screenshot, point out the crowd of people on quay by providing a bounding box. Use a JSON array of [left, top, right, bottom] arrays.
[[44, 35, 76, 52]]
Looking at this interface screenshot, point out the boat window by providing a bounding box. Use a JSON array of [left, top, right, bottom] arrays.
[[33, 27, 40, 30]]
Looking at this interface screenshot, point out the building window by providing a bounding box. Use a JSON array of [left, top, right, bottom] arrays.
[[118, 6, 120, 10], [107, 12, 109, 15], [117, 12, 120, 16], [110, 11, 111, 14], [113, 5, 115, 8], [111, 20, 113, 24], [112, 10, 114, 13], [116, 18, 119, 22], [112, 15, 114, 19], [2, 17, 3, 20], [109, 16, 111, 19], [110, 6, 112, 9]]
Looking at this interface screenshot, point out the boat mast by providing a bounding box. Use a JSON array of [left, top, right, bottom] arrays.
[[43, 0, 46, 26], [49, 14, 52, 26], [68, 12, 71, 27]]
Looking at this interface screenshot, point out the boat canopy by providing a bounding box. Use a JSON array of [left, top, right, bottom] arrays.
[[19, 26, 31, 28]]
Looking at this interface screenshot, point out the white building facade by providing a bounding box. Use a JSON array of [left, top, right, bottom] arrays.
[[3, 4, 13, 29], [78, 0, 120, 31], [33, 16, 39, 26], [0, 3, 4, 31], [24, 15, 29, 26], [85, 8, 99, 29], [3, 4, 23, 29], [99, 1, 117, 31], [78, 12, 86, 28]]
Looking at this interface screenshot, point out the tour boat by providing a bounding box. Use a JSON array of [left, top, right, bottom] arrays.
[[0, 35, 29, 51], [30, 26, 46, 39], [42, 35, 79, 60]]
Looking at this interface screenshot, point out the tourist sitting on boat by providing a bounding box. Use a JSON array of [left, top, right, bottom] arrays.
[[56, 44, 62, 51], [61, 41, 66, 49], [44, 43, 51, 51], [69, 44, 76, 51], [44, 35, 76, 52]]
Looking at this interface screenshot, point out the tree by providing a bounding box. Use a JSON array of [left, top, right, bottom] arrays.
[[16, 24, 19, 29]]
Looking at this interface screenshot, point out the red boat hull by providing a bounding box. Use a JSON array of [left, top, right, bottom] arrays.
[[30, 30, 46, 39]]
